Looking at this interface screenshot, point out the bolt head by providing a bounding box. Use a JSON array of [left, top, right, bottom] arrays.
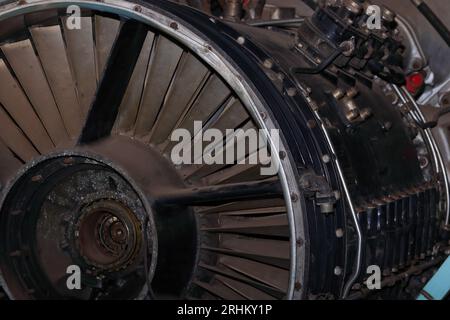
[[322, 154, 331, 163], [263, 59, 274, 69]]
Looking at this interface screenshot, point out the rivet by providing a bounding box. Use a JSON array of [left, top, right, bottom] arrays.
[[322, 154, 331, 163], [169, 22, 178, 30], [334, 266, 343, 276], [334, 190, 341, 200], [291, 192, 299, 202], [133, 5, 142, 12], [294, 282, 302, 290], [237, 36, 246, 45], [279, 151, 287, 160], [307, 120, 317, 129], [336, 228, 344, 238]]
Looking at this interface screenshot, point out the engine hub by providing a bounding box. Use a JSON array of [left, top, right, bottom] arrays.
[[0, 0, 447, 301]]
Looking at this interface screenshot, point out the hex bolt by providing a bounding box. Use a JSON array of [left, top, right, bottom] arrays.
[[287, 88, 297, 97], [360, 108, 372, 120], [419, 156, 429, 169], [345, 0, 362, 14], [340, 40, 355, 56], [332, 88, 344, 100], [346, 87, 359, 98], [320, 203, 335, 214], [263, 59, 274, 69], [31, 175, 43, 182], [345, 109, 359, 122], [382, 7, 396, 22]]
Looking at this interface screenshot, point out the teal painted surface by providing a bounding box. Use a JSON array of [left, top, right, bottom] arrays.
[[417, 257, 450, 300]]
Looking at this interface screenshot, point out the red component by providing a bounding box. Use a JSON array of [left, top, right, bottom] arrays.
[[406, 72, 425, 96]]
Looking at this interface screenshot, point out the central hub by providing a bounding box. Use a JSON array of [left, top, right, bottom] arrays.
[[0, 137, 198, 300], [76, 200, 142, 271]]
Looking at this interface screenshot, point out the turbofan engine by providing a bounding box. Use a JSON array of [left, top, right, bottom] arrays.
[[0, 0, 448, 300]]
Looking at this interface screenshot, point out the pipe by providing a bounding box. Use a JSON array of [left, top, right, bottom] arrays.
[[411, 0, 450, 47], [247, 17, 305, 27]]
